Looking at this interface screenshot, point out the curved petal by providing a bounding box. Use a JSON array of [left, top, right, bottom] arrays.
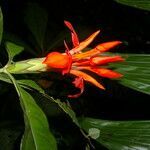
[[79, 67, 123, 79], [68, 77, 84, 98], [70, 30, 100, 55], [70, 69, 105, 90], [64, 20, 79, 47]]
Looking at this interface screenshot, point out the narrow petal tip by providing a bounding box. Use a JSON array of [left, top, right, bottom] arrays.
[[96, 41, 122, 52]]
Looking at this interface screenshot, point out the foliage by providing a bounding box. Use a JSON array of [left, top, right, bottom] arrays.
[[79, 117, 150, 150], [114, 0, 150, 11], [0, 1, 150, 150]]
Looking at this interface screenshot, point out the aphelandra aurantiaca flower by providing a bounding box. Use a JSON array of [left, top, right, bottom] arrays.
[[42, 21, 124, 98]]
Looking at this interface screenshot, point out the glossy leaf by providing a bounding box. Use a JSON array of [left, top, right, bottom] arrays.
[[114, 0, 150, 11], [6, 42, 24, 62], [108, 54, 150, 95], [0, 7, 3, 44], [79, 117, 150, 150]]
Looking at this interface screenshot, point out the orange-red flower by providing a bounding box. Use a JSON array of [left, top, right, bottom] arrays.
[[43, 21, 124, 98]]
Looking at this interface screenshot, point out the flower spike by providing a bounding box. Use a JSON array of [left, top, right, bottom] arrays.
[[43, 21, 124, 98]]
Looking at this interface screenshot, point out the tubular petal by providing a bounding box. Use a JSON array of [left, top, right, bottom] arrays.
[[73, 48, 100, 60], [79, 67, 123, 79], [64, 20, 79, 47], [68, 77, 84, 98], [90, 56, 124, 65], [70, 30, 100, 55], [95, 41, 122, 52], [73, 41, 122, 60], [70, 69, 105, 90], [43, 52, 70, 69], [73, 60, 90, 66]]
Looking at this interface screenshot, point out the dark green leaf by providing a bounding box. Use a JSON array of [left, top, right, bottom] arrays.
[[55, 99, 80, 127], [114, 0, 150, 11], [6, 42, 24, 62], [108, 54, 150, 95], [43, 94, 80, 127], [79, 117, 150, 150], [0, 126, 21, 150], [0, 7, 3, 44], [24, 3, 48, 50], [3, 33, 37, 56]]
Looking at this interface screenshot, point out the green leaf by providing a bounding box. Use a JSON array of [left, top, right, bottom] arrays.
[[0, 72, 12, 83], [114, 0, 150, 11], [79, 117, 150, 150], [4, 72, 57, 150], [17, 79, 44, 93], [0, 74, 44, 93], [24, 3, 48, 50], [108, 54, 150, 95], [6, 42, 24, 62], [21, 122, 36, 150], [0, 7, 3, 44], [55, 99, 80, 127], [19, 87, 57, 150], [43, 94, 80, 127]]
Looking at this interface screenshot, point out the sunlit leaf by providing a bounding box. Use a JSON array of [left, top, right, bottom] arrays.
[[6, 42, 24, 62], [114, 0, 150, 11], [0, 7, 3, 44], [79, 117, 150, 150]]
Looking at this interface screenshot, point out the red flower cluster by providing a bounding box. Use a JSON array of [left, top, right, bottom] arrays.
[[43, 21, 124, 98]]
